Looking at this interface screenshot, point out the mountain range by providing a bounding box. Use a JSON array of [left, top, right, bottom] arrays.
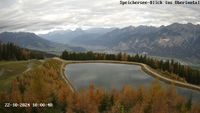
[[0, 23, 199, 64], [0, 32, 85, 55], [39, 28, 115, 44], [40, 23, 200, 64]]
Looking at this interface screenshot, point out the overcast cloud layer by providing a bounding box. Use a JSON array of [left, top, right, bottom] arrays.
[[0, 0, 200, 34]]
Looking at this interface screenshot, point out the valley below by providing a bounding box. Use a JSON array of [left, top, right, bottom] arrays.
[[1, 0, 200, 111], [0, 23, 200, 113]]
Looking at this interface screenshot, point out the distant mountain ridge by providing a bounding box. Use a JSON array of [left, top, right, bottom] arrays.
[[96, 23, 200, 62], [0, 32, 56, 50], [41, 23, 200, 63], [0, 32, 85, 54], [39, 28, 115, 44], [1, 23, 199, 63]]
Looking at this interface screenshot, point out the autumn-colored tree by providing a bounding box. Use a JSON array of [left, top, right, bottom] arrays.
[[10, 80, 22, 103], [1, 59, 200, 113]]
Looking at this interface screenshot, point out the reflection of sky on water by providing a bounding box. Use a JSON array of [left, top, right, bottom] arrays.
[[66, 63, 200, 102]]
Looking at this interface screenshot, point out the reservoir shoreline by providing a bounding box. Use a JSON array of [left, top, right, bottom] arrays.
[[61, 60, 200, 92]]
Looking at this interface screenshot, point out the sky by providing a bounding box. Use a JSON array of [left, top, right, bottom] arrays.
[[0, 0, 200, 34]]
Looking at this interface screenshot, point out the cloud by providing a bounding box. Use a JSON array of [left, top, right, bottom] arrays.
[[0, 0, 199, 34]]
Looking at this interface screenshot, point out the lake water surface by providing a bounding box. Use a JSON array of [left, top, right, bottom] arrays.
[[65, 63, 200, 102]]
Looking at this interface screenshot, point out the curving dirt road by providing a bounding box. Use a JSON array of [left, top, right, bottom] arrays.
[[140, 63, 200, 92], [54, 57, 76, 92]]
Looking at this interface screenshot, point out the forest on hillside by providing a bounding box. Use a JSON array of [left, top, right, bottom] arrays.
[[0, 59, 199, 113], [0, 43, 52, 60], [61, 51, 200, 85]]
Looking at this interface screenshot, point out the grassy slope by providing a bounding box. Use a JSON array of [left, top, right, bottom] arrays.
[[0, 60, 42, 91]]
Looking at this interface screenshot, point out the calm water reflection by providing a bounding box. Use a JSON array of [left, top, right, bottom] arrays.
[[65, 63, 200, 102]]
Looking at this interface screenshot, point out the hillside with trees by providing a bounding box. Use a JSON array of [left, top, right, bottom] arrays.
[[0, 59, 199, 113], [61, 51, 200, 85], [0, 43, 54, 61]]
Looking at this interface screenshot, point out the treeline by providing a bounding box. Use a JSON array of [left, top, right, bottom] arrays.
[[61, 51, 200, 85], [0, 59, 199, 113], [0, 43, 44, 60]]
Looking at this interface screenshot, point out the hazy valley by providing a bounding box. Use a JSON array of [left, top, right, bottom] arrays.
[[0, 23, 200, 113], [40, 23, 200, 65]]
